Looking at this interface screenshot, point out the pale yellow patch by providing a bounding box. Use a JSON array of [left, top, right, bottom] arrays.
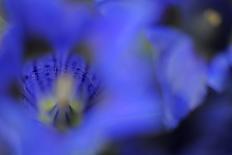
[[38, 73, 83, 130], [204, 9, 222, 27], [55, 73, 75, 108], [38, 98, 55, 124]]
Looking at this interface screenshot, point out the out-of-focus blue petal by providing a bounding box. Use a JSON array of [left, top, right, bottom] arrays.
[[148, 27, 207, 129], [4, 0, 60, 27], [0, 24, 24, 95], [0, 98, 30, 155], [93, 0, 161, 131], [4, 0, 92, 49], [20, 120, 72, 155], [66, 95, 162, 155], [66, 1, 163, 154], [208, 51, 231, 92], [91, 0, 153, 91], [96, 0, 178, 24], [89, 1, 165, 142]]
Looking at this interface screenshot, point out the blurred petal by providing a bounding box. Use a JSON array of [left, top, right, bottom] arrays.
[[4, 0, 92, 49], [0, 24, 23, 95], [208, 52, 231, 92], [67, 1, 163, 154], [0, 98, 29, 155], [148, 27, 207, 129]]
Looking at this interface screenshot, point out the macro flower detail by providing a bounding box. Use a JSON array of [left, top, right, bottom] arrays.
[[208, 50, 232, 92], [146, 27, 208, 129], [21, 53, 100, 130], [0, 0, 231, 155]]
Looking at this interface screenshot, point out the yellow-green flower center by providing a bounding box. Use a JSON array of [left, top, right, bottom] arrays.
[[38, 74, 82, 131]]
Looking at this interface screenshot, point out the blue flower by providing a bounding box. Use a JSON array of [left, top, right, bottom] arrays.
[[147, 27, 208, 129], [0, 1, 163, 154], [0, 24, 24, 96], [0, 0, 213, 154], [0, 98, 27, 155], [4, 0, 93, 49], [208, 47, 232, 92]]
